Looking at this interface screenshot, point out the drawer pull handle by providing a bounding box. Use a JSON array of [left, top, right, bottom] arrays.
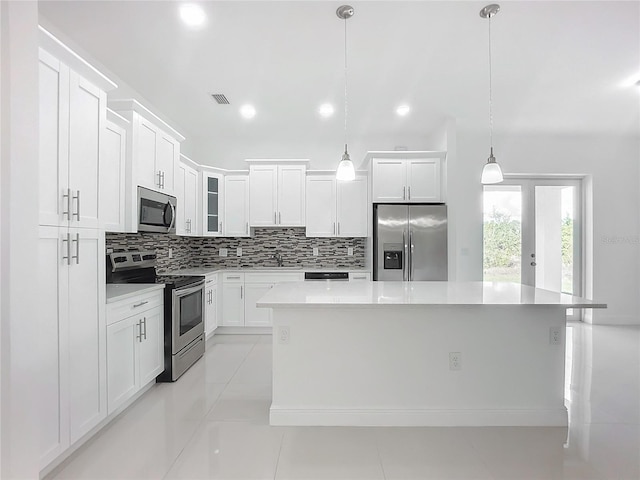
[[133, 301, 149, 308]]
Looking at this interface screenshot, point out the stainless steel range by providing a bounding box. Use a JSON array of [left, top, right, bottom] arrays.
[[106, 251, 205, 381]]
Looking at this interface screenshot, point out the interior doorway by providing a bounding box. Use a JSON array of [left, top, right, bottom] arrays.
[[483, 177, 583, 320]]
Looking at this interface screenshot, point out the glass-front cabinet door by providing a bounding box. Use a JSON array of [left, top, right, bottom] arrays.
[[202, 172, 224, 236]]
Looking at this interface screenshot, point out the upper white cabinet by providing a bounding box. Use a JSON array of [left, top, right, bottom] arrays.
[[176, 156, 199, 236], [101, 109, 128, 232], [39, 48, 110, 229], [202, 171, 224, 237], [108, 99, 185, 232], [224, 175, 250, 237], [248, 162, 307, 227], [371, 155, 444, 203], [306, 175, 368, 237]]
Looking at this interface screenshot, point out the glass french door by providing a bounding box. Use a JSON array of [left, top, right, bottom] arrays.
[[483, 178, 583, 320]]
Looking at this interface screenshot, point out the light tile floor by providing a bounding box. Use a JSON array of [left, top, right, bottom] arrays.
[[47, 323, 640, 480]]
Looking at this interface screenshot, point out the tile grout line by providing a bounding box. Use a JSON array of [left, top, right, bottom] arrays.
[[373, 429, 388, 480], [272, 427, 287, 480]]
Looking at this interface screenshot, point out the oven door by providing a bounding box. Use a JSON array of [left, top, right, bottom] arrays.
[[172, 282, 205, 354]]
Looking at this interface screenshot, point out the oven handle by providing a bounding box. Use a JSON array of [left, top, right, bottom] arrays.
[[173, 282, 204, 299]]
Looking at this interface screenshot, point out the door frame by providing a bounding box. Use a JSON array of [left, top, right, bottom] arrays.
[[487, 175, 585, 321]]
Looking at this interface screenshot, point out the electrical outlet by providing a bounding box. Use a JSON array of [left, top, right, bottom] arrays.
[[449, 352, 461, 370], [237, 247, 242, 257], [278, 326, 290, 344], [313, 247, 319, 256], [168, 248, 173, 259], [549, 326, 562, 345], [347, 247, 354, 256], [219, 248, 228, 257]]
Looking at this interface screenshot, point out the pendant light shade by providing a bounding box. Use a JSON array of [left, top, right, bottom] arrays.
[[336, 5, 355, 181], [481, 148, 504, 184], [480, 4, 504, 185], [337, 144, 356, 181]]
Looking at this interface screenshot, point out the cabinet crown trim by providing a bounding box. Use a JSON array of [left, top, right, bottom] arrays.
[[245, 159, 310, 165], [363, 150, 446, 168], [39, 26, 118, 92], [108, 99, 186, 142]]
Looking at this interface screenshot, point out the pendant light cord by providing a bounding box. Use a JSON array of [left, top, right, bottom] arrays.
[[344, 15, 348, 150], [488, 14, 493, 151]]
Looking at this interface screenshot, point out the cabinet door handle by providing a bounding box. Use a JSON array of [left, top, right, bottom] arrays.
[[246, 222, 249, 235], [72, 190, 80, 220], [136, 320, 142, 342], [274, 212, 277, 224], [219, 221, 222, 233], [333, 222, 336, 235], [157, 170, 162, 188], [71, 233, 80, 264], [62, 188, 71, 219], [160, 171, 165, 189], [227, 276, 241, 279], [62, 233, 71, 265], [143, 317, 147, 340], [133, 301, 148, 308], [240, 286, 243, 299], [279, 212, 281, 224], [403, 186, 406, 200], [408, 186, 411, 200], [338, 222, 340, 235]]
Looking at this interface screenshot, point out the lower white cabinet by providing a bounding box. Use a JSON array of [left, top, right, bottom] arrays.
[[221, 272, 303, 327], [244, 283, 274, 327], [221, 273, 245, 326], [106, 290, 164, 414], [38, 226, 106, 469], [204, 274, 219, 337]]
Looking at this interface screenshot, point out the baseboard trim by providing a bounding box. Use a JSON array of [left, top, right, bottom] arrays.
[[269, 406, 568, 427]]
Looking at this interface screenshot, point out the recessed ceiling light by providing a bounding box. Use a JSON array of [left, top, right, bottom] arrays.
[[396, 105, 411, 116], [318, 103, 335, 118], [179, 4, 207, 28], [240, 104, 256, 119]]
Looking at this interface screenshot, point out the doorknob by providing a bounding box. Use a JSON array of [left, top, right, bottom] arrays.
[[531, 253, 536, 258]]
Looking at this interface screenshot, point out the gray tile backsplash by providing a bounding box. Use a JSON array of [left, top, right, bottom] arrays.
[[106, 228, 366, 273]]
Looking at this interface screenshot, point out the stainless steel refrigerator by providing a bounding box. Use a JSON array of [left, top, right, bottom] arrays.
[[373, 204, 448, 281]]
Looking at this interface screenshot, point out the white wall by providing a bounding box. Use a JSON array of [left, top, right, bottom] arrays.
[[449, 127, 640, 325], [1, 1, 40, 478]]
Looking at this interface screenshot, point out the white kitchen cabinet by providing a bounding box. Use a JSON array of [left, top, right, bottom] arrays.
[[38, 226, 107, 468], [221, 273, 245, 326], [39, 49, 107, 229], [204, 274, 219, 337], [306, 175, 367, 237], [224, 175, 250, 237], [101, 110, 128, 232], [202, 172, 224, 236], [108, 99, 185, 232], [176, 159, 199, 236], [249, 163, 306, 227], [106, 290, 164, 414], [372, 157, 442, 203], [244, 283, 274, 327]]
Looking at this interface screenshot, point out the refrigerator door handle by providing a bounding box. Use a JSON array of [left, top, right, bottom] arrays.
[[402, 230, 408, 281], [409, 230, 414, 281]]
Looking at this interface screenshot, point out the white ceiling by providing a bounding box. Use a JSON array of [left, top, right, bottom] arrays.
[[39, 1, 640, 168]]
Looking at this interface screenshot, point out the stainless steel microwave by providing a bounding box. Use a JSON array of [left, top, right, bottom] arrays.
[[138, 186, 177, 234]]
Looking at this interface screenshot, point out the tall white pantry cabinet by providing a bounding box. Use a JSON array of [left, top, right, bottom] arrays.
[[37, 28, 117, 471]]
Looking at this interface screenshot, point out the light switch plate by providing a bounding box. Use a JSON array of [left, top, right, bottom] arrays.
[[347, 247, 354, 256], [237, 247, 242, 257], [219, 248, 228, 257], [313, 247, 319, 256]]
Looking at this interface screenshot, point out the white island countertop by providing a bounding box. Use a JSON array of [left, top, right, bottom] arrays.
[[257, 281, 607, 309]]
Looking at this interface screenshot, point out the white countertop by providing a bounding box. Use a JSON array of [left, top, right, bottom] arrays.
[[256, 281, 607, 309], [106, 284, 164, 303], [164, 267, 370, 276]]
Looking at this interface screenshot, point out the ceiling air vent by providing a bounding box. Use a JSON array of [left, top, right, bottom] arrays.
[[211, 94, 230, 105]]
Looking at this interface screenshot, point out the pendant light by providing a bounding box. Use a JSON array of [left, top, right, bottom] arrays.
[[336, 5, 356, 181], [480, 4, 504, 185]]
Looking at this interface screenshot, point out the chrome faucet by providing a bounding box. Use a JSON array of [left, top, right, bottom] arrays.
[[273, 253, 283, 267]]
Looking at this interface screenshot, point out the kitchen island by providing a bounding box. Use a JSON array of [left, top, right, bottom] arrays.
[[257, 281, 605, 427]]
